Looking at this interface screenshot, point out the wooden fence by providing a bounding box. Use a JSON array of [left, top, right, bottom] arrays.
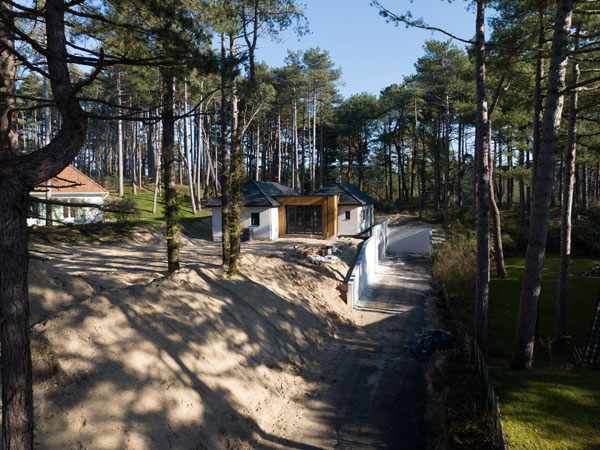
[[453, 320, 506, 449]]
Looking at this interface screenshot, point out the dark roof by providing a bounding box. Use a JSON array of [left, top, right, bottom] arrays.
[[206, 181, 298, 207], [312, 182, 376, 205]]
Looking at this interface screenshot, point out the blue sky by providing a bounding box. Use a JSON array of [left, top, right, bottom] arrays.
[[255, 0, 477, 99]]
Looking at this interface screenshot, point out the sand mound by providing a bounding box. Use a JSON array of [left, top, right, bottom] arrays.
[[29, 258, 95, 324], [28, 236, 359, 449]]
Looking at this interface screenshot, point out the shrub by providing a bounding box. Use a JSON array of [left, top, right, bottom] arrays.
[[572, 206, 600, 257], [375, 199, 395, 213], [432, 235, 477, 324], [104, 197, 138, 222], [500, 233, 519, 258]]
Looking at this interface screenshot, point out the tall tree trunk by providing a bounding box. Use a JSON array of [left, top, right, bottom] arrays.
[[255, 124, 260, 181], [228, 34, 244, 275], [0, 6, 34, 447], [276, 106, 282, 183], [152, 165, 160, 214], [161, 73, 180, 273], [293, 92, 299, 191], [319, 106, 324, 187], [311, 92, 316, 192], [475, 0, 491, 354], [117, 71, 124, 197], [44, 77, 52, 225], [183, 78, 197, 215], [489, 123, 507, 279], [1, 1, 88, 446], [519, 139, 526, 225], [531, 6, 546, 206], [219, 33, 231, 266], [555, 31, 579, 340], [444, 94, 451, 229], [512, 0, 573, 370], [131, 118, 138, 196], [458, 121, 463, 207]]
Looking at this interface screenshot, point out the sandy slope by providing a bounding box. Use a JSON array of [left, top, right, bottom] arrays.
[[27, 228, 361, 449]]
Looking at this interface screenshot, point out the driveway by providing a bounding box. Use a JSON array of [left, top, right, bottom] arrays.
[[287, 256, 432, 449]]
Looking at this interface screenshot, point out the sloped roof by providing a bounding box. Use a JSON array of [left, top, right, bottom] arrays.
[[312, 181, 376, 205], [33, 165, 108, 194], [206, 181, 298, 207]]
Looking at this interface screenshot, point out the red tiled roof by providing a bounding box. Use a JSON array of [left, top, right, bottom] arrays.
[[33, 165, 108, 194]]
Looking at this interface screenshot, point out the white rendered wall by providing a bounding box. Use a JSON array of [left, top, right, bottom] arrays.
[[269, 207, 279, 240], [245, 207, 276, 240], [338, 205, 374, 236], [386, 227, 432, 256], [345, 220, 388, 308], [211, 207, 222, 241], [338, 205, 359, 236], [27, 193, 105, 226], [211, 206, 277, 241]]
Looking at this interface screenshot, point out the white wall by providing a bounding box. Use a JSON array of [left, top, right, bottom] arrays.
[[386, 227, 432, 256], [338, 205, 359, 236], [27, 193, 105, 226], [338, 205, 374, 236], [211, 207, 223, 241], [345, 220, 388, 308], [211, 206, 278, 241]]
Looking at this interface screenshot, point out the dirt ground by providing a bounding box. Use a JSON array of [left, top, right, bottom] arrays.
[[27, 220, 377, 449]]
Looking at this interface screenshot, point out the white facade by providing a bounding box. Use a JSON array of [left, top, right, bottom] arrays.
[[338, 204, 374, 236], [211, 206, 279, 241], [27, 193, 106, 226]]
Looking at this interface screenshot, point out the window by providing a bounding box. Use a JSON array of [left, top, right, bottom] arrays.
[[285, 205, 322, 234], [251, 212, 260, 226], [345, 210, 351, 220]]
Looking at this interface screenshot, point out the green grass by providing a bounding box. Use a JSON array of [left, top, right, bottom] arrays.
[[489, 255, 600, 450], [106, 183, 211, 224]]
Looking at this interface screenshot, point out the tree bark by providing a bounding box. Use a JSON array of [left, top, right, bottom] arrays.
[[183, 78, 197, 215], [475, 0, 491, 354], [117, 71, 124, 197], [161, 73, 180, 272], [228, 34, 244, 275], [531, 6, 546, 206], [555, 29, 579, 340], [219, 32, 231, 266], [489, 123, 507, 279], [512, 0, 573, 370], [1, 1, 88, 447]]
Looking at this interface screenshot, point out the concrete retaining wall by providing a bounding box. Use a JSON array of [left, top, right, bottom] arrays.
[[387, 227, 432, 256], [345, 220, 387, 309]]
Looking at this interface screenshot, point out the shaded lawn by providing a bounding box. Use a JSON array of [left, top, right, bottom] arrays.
[[108, 184, 210, 224], [489, 255, 600, 450]]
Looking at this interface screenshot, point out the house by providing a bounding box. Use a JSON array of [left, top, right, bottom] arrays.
[[207, 180, 375, 241], [28, 165, 109, 226], [312, 181, 376, 236]]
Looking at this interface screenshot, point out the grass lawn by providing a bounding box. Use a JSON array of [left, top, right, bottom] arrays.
[[489, 255, 600, 450], [106, 183, 211, 224]]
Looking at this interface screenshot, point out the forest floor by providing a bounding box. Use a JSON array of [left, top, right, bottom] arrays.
[[26, 217, 432, 449]]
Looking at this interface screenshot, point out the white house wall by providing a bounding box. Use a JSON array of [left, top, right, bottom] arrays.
[[211, 206, 278, 241], [338, 205, 358, 236], [27, 193, 105, 226], [338, 205, 374, 236]]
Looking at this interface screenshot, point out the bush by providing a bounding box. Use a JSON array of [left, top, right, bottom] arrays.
[[572, 206, 600, 257], [375, 199, 395, 213], [500, 233, 519, 258], [432, 235, 477, 324], [104, 197, 138, 222]]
